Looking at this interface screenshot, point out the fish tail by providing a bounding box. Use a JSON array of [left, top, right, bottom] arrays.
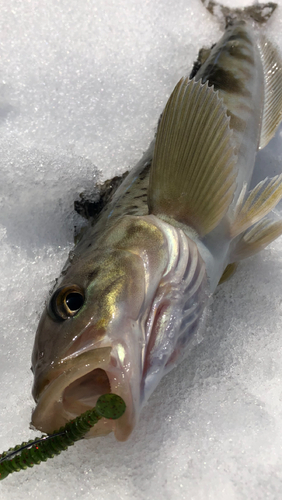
[[201, 0, 277, 26]]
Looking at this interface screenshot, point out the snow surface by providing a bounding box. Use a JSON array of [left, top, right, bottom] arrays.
[[1, 0, 282, 498]]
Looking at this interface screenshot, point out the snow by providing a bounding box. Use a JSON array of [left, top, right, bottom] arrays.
[[1, 0, 282, 498]]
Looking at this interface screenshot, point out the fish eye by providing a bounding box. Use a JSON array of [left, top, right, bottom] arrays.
[[48, 285, 85, 321]]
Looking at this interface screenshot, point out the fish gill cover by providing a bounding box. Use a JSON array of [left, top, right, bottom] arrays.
[[0, 0, 282, 499]]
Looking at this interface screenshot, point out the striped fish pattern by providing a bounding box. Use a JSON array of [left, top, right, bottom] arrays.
[[30, 2, 282, 441]]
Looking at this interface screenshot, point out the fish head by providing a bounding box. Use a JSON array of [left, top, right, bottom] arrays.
[[31, 216, 170, 440], [31, 215, 208, 440]]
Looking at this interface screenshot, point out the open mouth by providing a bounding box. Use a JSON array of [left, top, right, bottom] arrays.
[[62, 368, 111, 416], [31, 346, 135, 441]]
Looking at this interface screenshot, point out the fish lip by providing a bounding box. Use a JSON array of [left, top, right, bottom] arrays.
[[31, 345, 135, 441]]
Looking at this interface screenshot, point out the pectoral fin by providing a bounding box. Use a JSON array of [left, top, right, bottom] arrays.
[[230, 174, 282, 238], [259, 35, 282, 150], [148, 77, 237, 237], [232, 218, 282, 260]]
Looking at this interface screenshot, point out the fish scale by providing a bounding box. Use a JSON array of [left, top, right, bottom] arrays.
[[195, 21, 264, 200], [77, 144, 154, 251], [31, 1, 282, 441], [83, 21, 264, 235]]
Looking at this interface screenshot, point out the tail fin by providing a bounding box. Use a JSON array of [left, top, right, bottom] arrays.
[[201, 1, 277, 26]]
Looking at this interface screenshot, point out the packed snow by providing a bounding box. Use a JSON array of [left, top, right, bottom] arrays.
[[1, 0, 282, 498]]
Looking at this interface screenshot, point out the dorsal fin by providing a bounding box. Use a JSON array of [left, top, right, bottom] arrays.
[[258, 35, 282, 149], [148, 77, 237, 237]]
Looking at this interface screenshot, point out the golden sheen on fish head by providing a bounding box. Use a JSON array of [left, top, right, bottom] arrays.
[[31, 214, 208, 440], [31, 216, 171, 440]]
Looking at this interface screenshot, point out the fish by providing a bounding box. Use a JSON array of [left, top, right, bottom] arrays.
[[31, 1, 282, 441]]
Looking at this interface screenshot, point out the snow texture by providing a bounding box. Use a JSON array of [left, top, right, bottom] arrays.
[[1, 0, 282, 498]]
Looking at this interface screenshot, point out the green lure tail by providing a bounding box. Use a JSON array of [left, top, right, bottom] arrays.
[[0, 393, 126, 481]]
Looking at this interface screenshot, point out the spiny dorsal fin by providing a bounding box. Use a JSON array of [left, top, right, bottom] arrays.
[[148, 77, 237, 237], [259, 35, 282, 149], [232, 217, 282, 260], [230, 174, 282, 238]]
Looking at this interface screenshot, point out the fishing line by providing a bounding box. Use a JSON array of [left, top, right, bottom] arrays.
[[0, 393, 125, 481]]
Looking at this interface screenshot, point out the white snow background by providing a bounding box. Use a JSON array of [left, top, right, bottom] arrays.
[[1, 0, 282, 498]]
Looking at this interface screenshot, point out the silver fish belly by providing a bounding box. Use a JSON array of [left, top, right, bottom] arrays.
[[31, 4, 282, 441]]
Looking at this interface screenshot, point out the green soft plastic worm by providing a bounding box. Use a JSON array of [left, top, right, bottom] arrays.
[[0, 393, 126, 481]]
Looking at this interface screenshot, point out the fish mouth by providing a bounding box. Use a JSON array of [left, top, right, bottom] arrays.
[[31, 346, 135, 441], [62, 368, 111, 415]]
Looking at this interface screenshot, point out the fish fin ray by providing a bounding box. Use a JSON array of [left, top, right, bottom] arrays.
[[259, 35, 282, 149], [230, 174, 282, 237], [232, 218, 282, 260], [148, 77, 237, 237], [218, 262, 238, 284]]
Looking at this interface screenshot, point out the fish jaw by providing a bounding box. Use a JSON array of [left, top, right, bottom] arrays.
[[31, 216, 170, 440], [31, 338, 142, 441], [31, 215, 209, 440]]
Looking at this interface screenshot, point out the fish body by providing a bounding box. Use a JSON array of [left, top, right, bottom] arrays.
[[195, 21, 264, 201], [31, 3, 282, 440]]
